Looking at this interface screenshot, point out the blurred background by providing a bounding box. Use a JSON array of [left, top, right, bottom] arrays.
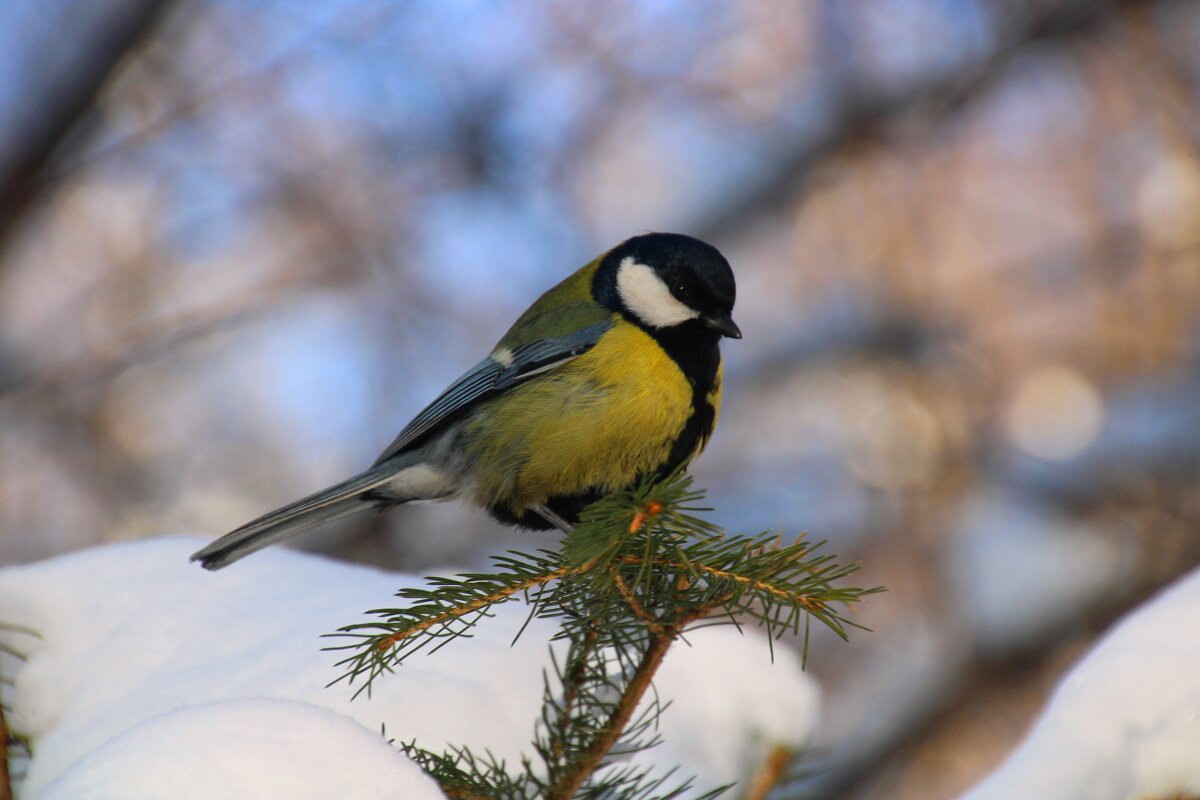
[[2, 0, 1199, 797]]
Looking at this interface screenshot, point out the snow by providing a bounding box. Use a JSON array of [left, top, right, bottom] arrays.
[[960, 565, 1200, 800], [653, 623, 819, 787], [40, 699, 441, 800], [0, 537, 819, 799]]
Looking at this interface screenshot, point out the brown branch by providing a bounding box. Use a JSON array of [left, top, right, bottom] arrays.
[[610, 570, 665, 635], [741, 744, 794, 800], [553, 627, 599, 766], [546, 623, 684, 800], [442, 788, 494, 800], [614, 554, 829, 612], [0, 0, 181, 258], [695, 0, 1173, 244], [0, 699, 11, 800], [374, 566, 572, 652], [691, 563, 828, 613], [444, 786, 494, 800], [541, 578, 758, 800]]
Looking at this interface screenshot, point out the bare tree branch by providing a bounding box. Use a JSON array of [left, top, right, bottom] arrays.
[[0, 699, 11, 800], [695, 0, 1167, 243], [0, 0, 180, 258]]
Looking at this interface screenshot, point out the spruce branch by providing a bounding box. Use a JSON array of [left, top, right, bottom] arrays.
[[740, 744, 795, 800], [0, 697, 11, 800], [326, 550, 573, 695], [544, 615, 697, 800], [400, 740, 536, 800], [0, 620, 33, 800], [328, 472, 878, 797]]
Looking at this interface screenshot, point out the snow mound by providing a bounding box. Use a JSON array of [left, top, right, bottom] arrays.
[[0, 537, 819, 798], [961, 565, 1200, 800], [39, 698, 442, 800]]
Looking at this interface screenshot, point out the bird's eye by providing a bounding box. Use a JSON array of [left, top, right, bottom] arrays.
[[675, 284, 691, 300]]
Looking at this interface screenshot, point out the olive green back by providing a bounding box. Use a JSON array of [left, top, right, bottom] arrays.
[[493, 257, 611, 351]]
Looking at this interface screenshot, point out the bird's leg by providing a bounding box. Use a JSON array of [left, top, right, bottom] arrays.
[[532, 504, 574, 533]]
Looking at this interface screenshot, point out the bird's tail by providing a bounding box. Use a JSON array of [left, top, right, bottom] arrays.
[[190, 464, 402, 570]]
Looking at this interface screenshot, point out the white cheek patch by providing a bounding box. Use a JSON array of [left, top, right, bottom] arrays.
[[615, 257, 700, 328]]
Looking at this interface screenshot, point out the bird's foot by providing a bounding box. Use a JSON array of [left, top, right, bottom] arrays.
[[531, 504, 574, 533]]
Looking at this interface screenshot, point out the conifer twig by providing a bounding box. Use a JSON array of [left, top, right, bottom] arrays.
[[553, 626, 599, 765], [610, 570, 666, 635], [372, 565, 572, 652], [546, 615, 696, 800], [332, 472, 877, 797], [615, 555, 828, 611], [740, 744, 794, 800], [0, 698, 12, 800], [442, 788, 492, 800]]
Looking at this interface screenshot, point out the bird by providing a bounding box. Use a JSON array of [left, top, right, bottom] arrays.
[[191, 232, 740, 570]]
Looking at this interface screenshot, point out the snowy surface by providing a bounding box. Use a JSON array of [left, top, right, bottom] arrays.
[[39, 698, 441, 800], [961, 565, 1200, 800], [0, 538, 819, 799]]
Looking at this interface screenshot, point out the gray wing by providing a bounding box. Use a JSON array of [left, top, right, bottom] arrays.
[[373, 319, 612, 464]]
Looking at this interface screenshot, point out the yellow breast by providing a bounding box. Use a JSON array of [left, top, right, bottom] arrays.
[[462, 320, 694, 513]]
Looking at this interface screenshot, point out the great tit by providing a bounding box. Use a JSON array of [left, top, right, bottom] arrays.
[[192, 232, 740, 570]]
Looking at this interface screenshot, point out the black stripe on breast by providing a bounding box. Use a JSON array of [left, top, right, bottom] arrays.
[[644, 319, 722, 480]]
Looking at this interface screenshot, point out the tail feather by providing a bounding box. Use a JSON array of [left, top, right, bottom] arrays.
[[190, 465, 398, 570]]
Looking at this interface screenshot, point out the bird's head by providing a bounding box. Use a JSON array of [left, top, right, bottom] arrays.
[[594, 232, 741, 340]]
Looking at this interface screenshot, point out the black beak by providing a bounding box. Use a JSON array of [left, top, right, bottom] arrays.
[[705, 311, 742, 339]]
